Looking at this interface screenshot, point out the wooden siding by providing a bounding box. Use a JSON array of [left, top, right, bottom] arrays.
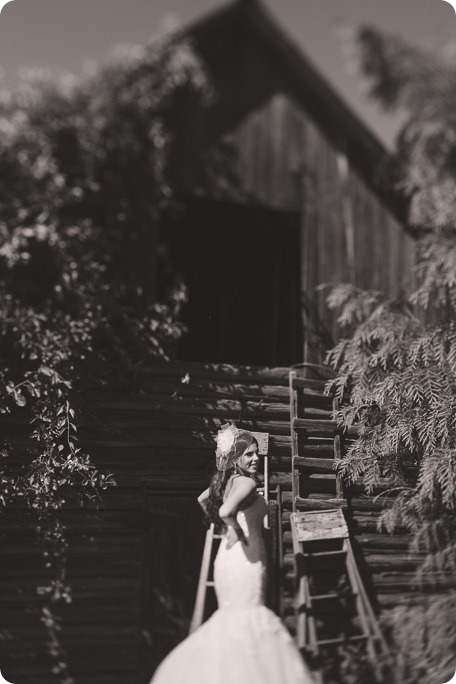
[[170, 0, 416, 361], [177, 87, 417, 359], [0, 360, 453, 683]]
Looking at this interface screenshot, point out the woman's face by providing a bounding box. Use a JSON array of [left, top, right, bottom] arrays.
[[236, 442, 259, 476]]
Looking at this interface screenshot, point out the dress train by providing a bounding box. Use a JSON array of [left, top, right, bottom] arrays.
[[151, 495, 314, 684]]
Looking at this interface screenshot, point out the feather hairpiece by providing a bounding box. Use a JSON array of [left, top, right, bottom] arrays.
[[215, 422, 254, 472]]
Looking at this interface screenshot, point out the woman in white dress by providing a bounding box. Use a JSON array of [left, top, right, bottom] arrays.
[[151, 423, 314, 684]]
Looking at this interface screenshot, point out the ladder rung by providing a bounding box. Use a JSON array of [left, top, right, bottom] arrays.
[[284, 492, 344, 504], [316, 634, 367, 647], [205, 581, 215, 587], [291, 377, 328, 390], [295, 496, 347, 510], [310, 593, 340, 601], [292, 418, 359, 436], [294, 457, 336, 472], [311, 591, 358, 601], [304, 549, 347, 558], [302, 445, 335, 457], [293, 418, 337, 432]]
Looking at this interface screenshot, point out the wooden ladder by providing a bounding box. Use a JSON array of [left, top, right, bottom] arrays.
[[189, 522, 222, 634], [287, 369, 389, 681], [289, 369, 347, 511], [189, 430, 270, 634], [290, 509, 389, 683]]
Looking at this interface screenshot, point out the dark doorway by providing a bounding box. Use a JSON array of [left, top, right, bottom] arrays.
[[161, 198, 302, 366]]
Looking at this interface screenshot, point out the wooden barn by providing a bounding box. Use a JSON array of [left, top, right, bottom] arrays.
[[159, 0, 412, 367], [1, 2, 453, 684]]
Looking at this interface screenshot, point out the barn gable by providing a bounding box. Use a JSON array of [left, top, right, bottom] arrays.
[[162, 0, 414, 366], [179, 0, 405, 221]]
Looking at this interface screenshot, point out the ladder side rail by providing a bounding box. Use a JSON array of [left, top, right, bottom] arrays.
[[291, 519, 308, 651], [291, 515, 322, 658], [332, 395, 344, 500], [189, 523, 217, 634], [263, 452, 270, 530], [304, 573, 318, 657], [344, 540, 382, 664], [345, 542, 390, 654], [343, 540, 373, 643], [289, 371, 299, 512], [267, 498, 280, 613], [252, 430, 270, 526], [345, 542, 393, 680], [300, 548, 318, 661], [263, 449, 270, 504], [276, 484, 284, 618]]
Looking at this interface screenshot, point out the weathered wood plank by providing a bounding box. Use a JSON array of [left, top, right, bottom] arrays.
[[295, 457, 335, 472], [88, 378, 292, 401], [85, 392, 291, 419], [126, 360, 292, 385]]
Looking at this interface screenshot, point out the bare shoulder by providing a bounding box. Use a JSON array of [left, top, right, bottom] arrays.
[[219, 476, 257, 517], [230, 476, 256, 493]]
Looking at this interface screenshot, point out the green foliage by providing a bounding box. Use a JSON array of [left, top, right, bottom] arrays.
[[325, 24, 456, 683], [0, 30, 211, 681], [0, 29, 210, 508], [355, 27, 456, 229], [325, 283, 456, 565], [322, 643, 385, 684], [325, 284, 456, 505], [381, 593, 456, 684], [327, 19, 456, 559]]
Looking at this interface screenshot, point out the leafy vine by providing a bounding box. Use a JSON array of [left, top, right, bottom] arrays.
[[0, 30, 211, 681]]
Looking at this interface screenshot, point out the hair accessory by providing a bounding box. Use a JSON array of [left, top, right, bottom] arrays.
[[215, 422, 255, 472]]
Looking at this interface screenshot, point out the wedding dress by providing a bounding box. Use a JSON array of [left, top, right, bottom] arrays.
[[151, 492, 314, 683]]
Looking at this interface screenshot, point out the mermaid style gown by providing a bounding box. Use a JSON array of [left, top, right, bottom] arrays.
[[151, 493, 314, 684]]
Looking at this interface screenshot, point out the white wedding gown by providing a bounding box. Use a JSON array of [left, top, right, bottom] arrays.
[[151, 493, 314, 683]]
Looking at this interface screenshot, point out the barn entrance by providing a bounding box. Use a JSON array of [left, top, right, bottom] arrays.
[[161, 198, 302, 367]]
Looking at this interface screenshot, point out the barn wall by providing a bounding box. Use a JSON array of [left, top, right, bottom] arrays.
[[170, 15, 418, 360], [0, 361, 452, 683], [0, 362, 303, 684], [191, 91, 417, 359]]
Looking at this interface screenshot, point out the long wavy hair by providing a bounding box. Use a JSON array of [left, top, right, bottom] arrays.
[[205, 438, 259, 531], [205, 468, 234, 532]]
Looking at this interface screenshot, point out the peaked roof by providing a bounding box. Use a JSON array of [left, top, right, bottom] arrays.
[[186, 0, 406, 224]]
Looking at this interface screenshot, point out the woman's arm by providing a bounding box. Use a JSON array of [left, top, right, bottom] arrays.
[[219, 477, 256, 548], [197, 487, 210, 514]]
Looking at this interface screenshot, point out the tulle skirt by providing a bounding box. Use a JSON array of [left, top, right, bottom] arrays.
[[150, 604, 314, 684]]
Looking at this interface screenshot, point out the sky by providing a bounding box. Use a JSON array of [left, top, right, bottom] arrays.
[[0, 0, 455, 148]]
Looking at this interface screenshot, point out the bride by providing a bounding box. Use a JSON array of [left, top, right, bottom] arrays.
[[151, 423, 314, 684]]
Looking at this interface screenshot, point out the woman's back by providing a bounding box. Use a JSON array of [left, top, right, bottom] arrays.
[[214, 492, 268, 610]]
